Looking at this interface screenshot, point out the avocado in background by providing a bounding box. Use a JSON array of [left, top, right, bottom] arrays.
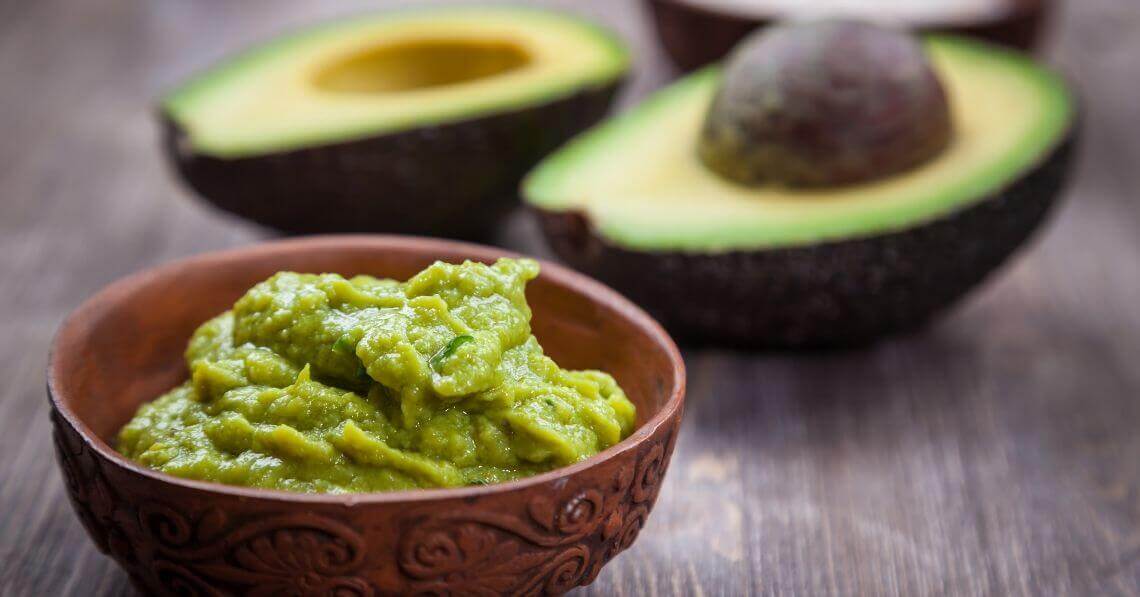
[[644, 0, 1048, 72], [525, 25, 1076, 347], [163, 6, 628, 237]]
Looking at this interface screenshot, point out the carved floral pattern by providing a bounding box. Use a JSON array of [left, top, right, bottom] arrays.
[[51, 409, 127, 561], [133, 504, 374, 595], [398, 423, 678, 595], [49, 403, 679, 596]]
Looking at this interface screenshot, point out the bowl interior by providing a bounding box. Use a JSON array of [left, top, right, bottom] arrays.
[[51, 236, 682, 451]]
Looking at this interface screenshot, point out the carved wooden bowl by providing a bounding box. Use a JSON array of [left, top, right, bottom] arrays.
[[48, 235, 685, 596]]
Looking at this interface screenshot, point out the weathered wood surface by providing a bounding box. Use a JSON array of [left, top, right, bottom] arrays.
[[2, 0, 1139, 595]]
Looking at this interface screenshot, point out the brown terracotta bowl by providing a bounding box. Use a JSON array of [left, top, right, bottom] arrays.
[[47, 235, 685, 596]]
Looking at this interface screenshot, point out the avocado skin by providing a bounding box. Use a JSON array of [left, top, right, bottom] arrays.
[[164, 82, 621, 237], [646, 0, 1048, 72], [536, 133, 1075, 348]]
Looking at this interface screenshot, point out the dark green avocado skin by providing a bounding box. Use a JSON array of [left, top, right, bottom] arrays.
[[536, 133, 1075, 348], [164, 82, 621, 237]]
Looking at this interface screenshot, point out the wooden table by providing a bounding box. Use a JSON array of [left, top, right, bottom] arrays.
[[2, 0, 1138, 594]]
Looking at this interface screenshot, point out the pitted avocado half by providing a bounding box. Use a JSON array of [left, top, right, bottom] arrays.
[[525, 25, 1075, 347], [164, 6, 628, 236]]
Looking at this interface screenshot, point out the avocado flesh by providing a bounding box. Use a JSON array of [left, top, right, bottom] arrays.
[[165, 6, 628, 158], [525, 36, 1073, 252]]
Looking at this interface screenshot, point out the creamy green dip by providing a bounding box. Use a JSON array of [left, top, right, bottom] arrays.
[[117, 258, 636, 493]]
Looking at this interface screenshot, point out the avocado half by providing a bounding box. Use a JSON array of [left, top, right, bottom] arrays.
[[163, 7, 628, 237], [524, 37, 1076, 347], [647, 0, 1048, 71]]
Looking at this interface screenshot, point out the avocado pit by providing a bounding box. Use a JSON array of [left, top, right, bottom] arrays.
[[698, 20, 953, 187]]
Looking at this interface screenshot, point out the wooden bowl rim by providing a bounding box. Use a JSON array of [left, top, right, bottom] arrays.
[[47, 234, 685, 504], [650, 0, 1046, 28]]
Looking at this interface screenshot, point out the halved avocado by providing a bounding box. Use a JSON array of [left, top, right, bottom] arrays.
[[647, 0, 1048, 71], [525, 36, 1076, 347], [163, 6, 628, 236]]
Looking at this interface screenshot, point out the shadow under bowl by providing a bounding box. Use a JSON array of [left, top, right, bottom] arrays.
[[47, 235, 685, 596]]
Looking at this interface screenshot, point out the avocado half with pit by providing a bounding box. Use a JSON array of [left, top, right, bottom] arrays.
[[163, 7, 628, 237], [524, 24, 1076, 347], [647, 0, 1049, 71]]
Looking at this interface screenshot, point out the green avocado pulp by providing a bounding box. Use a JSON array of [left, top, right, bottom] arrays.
[[524, 37, 1074, 251], [117, 258, 636, 493]]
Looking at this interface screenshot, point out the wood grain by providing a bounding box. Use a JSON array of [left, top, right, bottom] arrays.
[[2, 0, 1139, 595]]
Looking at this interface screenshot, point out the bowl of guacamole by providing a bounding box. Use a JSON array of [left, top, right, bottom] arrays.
[[48, 235, 684, 594], [118, 256, 639, 492]]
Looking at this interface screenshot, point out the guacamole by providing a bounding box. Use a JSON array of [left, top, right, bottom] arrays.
[[117, 258, 636, 493]]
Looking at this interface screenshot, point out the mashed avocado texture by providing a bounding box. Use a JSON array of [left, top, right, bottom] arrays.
[[117, 258, 636, 493]]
